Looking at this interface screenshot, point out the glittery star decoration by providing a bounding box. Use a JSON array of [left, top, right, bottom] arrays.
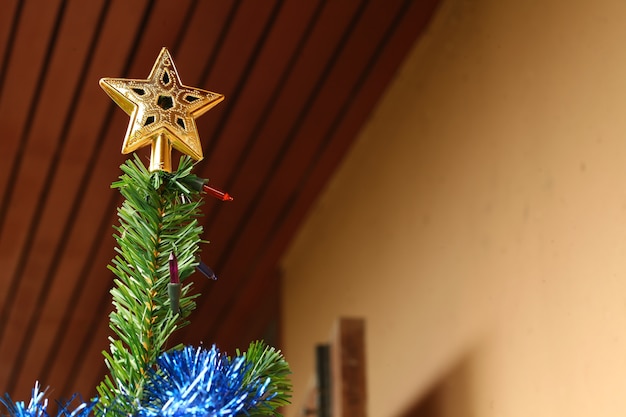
[[100, 47, 224, 172]]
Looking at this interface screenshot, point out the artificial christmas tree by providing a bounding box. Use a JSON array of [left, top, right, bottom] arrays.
[[1, 48, 291, 417]]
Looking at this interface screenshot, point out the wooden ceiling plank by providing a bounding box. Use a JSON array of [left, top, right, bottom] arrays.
[[0, 0, 154, 398], [166, 7, 349, 302], [192, 0, 324, 210], [0, 0, 21, 93], [0, 0, 141, 324], [10, 0, 201, 399], [0, 0, 63, 204], [173, 0, 332, 342], [0, 0, 65, 325], [181, 0, 324, 261], [190, 0, 363, 287], [1, 108, 121, 398], [9, 161, 121, 398], [184, 2, 376, 342], [114, 0, 205, 82], [196, 0, 356, 190], [214, 268, 281, 352], [73, 314, 115, 401], [221, 0, 443, 343], [191, 0, 283, 164], [258, 0, 408, 186], [0, 0, 111, 394], [200, 0, 423, 348], [173, 1, 240, 86], [60, 281, 112, 400], [39, 208, 117, 400], [0, 0, 107, 344], [196, 0, 366, 246], [204, 3, 424, 342], [239, 0, 409, 208], [23, 210, 118, 401], [142, 1, 241, 172]]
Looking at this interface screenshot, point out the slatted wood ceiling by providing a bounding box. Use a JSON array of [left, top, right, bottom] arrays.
[[0, 0, 439, 402]]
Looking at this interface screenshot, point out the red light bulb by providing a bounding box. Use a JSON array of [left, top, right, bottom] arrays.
[[202, 184, 233, 201]]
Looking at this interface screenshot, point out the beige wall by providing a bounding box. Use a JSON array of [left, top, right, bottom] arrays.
[[281, 0, 626, 416]]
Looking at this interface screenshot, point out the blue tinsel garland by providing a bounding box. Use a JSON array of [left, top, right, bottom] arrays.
[[137, 345, 273, 417], [1, 346, 274, 417], [0, 382, 97, 417]]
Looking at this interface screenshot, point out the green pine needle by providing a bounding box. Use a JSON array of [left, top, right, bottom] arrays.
[[96, 155, 205, 414]]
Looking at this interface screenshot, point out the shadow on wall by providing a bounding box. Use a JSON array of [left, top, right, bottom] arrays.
[[398, 352, 477, 417]]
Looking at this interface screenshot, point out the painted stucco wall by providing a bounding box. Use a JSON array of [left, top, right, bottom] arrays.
[[281, 0, 626, 415]]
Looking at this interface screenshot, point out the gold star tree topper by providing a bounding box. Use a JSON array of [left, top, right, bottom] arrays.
[[100, 47, 224, 172]]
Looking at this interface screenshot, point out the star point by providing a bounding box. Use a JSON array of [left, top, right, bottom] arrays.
[[100, 47, 224, 172]]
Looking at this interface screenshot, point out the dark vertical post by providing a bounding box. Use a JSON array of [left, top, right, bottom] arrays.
[[316, 344, 332, 417]]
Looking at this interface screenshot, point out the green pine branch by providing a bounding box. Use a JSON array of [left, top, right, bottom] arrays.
[[96, 155, 205, 414], [238, 341, 293, 416], [92, 154, 292, 416]]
